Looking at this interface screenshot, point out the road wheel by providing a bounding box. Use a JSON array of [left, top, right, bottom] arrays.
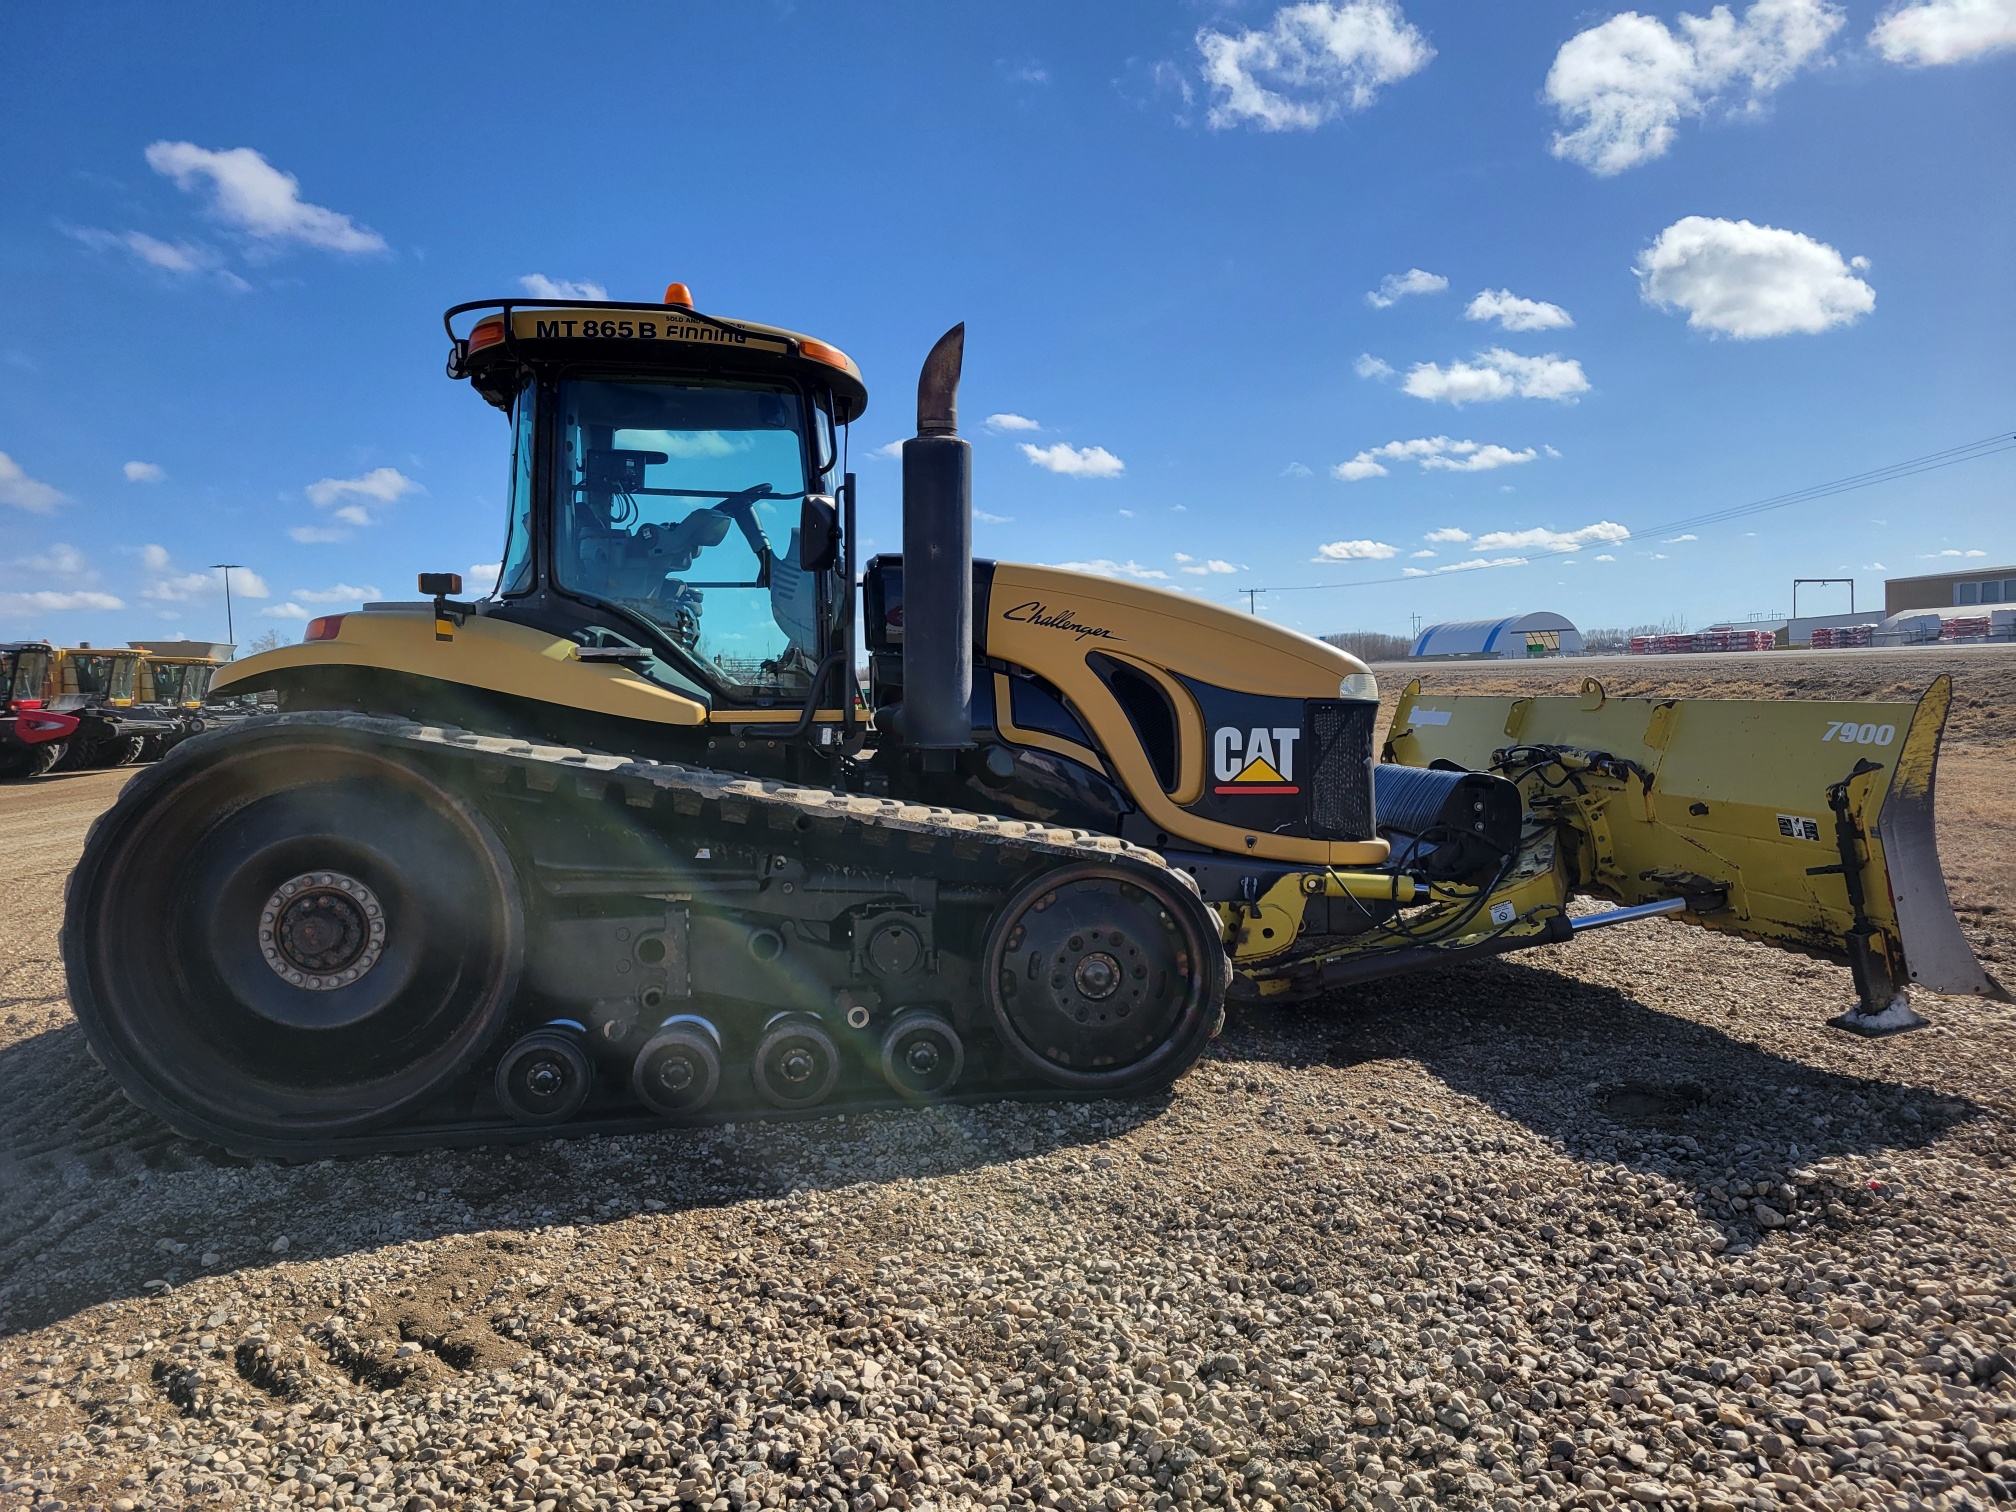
[[982, 862, 1226, 1094], [88, 734, 146, 768], [0, 741, 65, 780], [63, 727, 524, 1153]]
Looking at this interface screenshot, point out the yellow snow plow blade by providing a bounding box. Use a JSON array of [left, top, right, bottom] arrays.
[[1387, 672, 2006, 1032]]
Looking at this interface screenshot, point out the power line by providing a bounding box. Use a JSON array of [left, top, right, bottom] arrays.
[[1244, 431, 2016, 597]]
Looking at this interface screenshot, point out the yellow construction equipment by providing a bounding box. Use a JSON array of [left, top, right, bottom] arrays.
[[59, 287, 2003, 1157], [44, 645, 177, 768], [132, 642, 230, 758]]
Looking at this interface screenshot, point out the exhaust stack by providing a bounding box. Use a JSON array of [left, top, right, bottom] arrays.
[[899, 324, 973, 757]]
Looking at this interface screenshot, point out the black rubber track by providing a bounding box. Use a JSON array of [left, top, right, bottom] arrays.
[[63, 712, 1230, 1159]]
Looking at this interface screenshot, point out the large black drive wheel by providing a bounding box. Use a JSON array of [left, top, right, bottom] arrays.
[[88, 734, 147, 768], [0, 740, 65, 780], [63, 725, 525, 1154], [982, 861, 1228, 1094]]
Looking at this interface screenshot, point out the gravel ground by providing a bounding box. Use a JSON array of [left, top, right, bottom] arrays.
[[3, 652, 2014, 1512]]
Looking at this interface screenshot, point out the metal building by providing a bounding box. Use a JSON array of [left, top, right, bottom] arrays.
[[1409, 612, 1584, 660], [1885, 564, 2016, 614]]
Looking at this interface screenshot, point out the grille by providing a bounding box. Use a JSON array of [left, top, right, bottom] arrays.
[[1305, 699, 1377, 840]]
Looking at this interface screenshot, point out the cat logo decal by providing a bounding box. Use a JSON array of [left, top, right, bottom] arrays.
[[1212, 727, 1300, 795]]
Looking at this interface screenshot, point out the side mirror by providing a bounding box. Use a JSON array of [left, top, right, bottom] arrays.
[[799, 494, 840, 572]]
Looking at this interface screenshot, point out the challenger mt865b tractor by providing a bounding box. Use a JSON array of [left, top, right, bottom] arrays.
[[63, 286, 2007, 1158]]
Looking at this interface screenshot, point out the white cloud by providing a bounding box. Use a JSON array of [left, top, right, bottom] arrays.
[[1870, 0, 2016, 62], [1354, 354, 1396, 382], [1424, 526, 1472, 542], [1401, 349, 1590, 404], [1403, 568, 1430, 578], [985, 413, 1042, 433], [1471, 521, 1630, 553], [289, 524, 348, 544], [12, 543, 93, 577], [262, 602, 312, 620], [1545, 0, 1844, 174], [469, 564, 501, 592], [123, 461, 166, 483], [1664, 533, 1699, 542], [1197, 0, 1434, 130], [974, 509, 1014, 525], [1334, 436, 1543, 480], [293, 583, 380, 604], [0, 452, 66, 512], [1312, 538, 1400, 561], [1051, 559, 1170, 580], [1594, 553, 1618, 561], [1923, 548, 1988, 557], [1465, 289, 1574, 331], [1282, 461, 1314, 477], [1365, 268, 1448, 308], [519, 274, 607, 300], [1179, 558, 1241, 575], [1020, 442, 1125, 478], [0, 590, 124, 614], [143, 556, 269, 603], [68, 227, 220, 275], [1410, 549, 1436, 558], [145, 141, 387, 254], [1636, 216, 1874, 338], [1433, 555, 1530, 573], [304, 465, 422, 525]]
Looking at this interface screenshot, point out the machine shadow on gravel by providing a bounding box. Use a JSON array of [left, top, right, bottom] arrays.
[[0, 1017, 1164, 1336], [1224, 952, 1983, 1193]]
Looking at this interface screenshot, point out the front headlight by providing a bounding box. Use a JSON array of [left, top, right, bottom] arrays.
[[1340, 673, 1379, 701]]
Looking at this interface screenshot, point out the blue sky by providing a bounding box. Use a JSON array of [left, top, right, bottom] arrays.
[[1, 0, 2011, 648]]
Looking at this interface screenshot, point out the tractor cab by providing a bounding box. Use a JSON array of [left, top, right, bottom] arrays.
[[132, 643, 231, 757], [445, 288, 866, 712]]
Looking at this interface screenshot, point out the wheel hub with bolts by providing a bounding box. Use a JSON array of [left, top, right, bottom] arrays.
[[258, 872, 386, 991]]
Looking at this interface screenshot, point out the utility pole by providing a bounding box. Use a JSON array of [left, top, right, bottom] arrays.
[[1242, 588, 1265, 615], [211, 564, 245, 647]]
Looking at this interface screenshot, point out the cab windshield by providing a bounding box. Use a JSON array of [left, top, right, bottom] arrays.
[[555, 377, 827, 695], [150, 663, 212, 703], [73, 654, 137, 700], [8, 649, 46, 702]]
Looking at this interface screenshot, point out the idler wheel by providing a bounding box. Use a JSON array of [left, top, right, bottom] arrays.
[[752, 1013, 839, 1110], [877, 1010, 964, 1099], [61, 727, 525, 1154], [495, 1023, 593, 1126], [982, 861, 1225, 1093], [631, 1016, 723, 1118]]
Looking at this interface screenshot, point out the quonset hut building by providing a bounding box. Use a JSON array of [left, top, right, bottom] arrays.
[[1410, 612, 1583, 660]]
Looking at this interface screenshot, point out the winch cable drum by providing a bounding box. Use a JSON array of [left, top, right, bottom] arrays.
[[1371, 763, 1522, 884]]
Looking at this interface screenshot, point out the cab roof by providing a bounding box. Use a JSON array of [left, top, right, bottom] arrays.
[[445, 295, 868, 424]]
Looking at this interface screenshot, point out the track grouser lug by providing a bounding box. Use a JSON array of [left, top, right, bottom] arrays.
[[62, 713, 1229, 1158]]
